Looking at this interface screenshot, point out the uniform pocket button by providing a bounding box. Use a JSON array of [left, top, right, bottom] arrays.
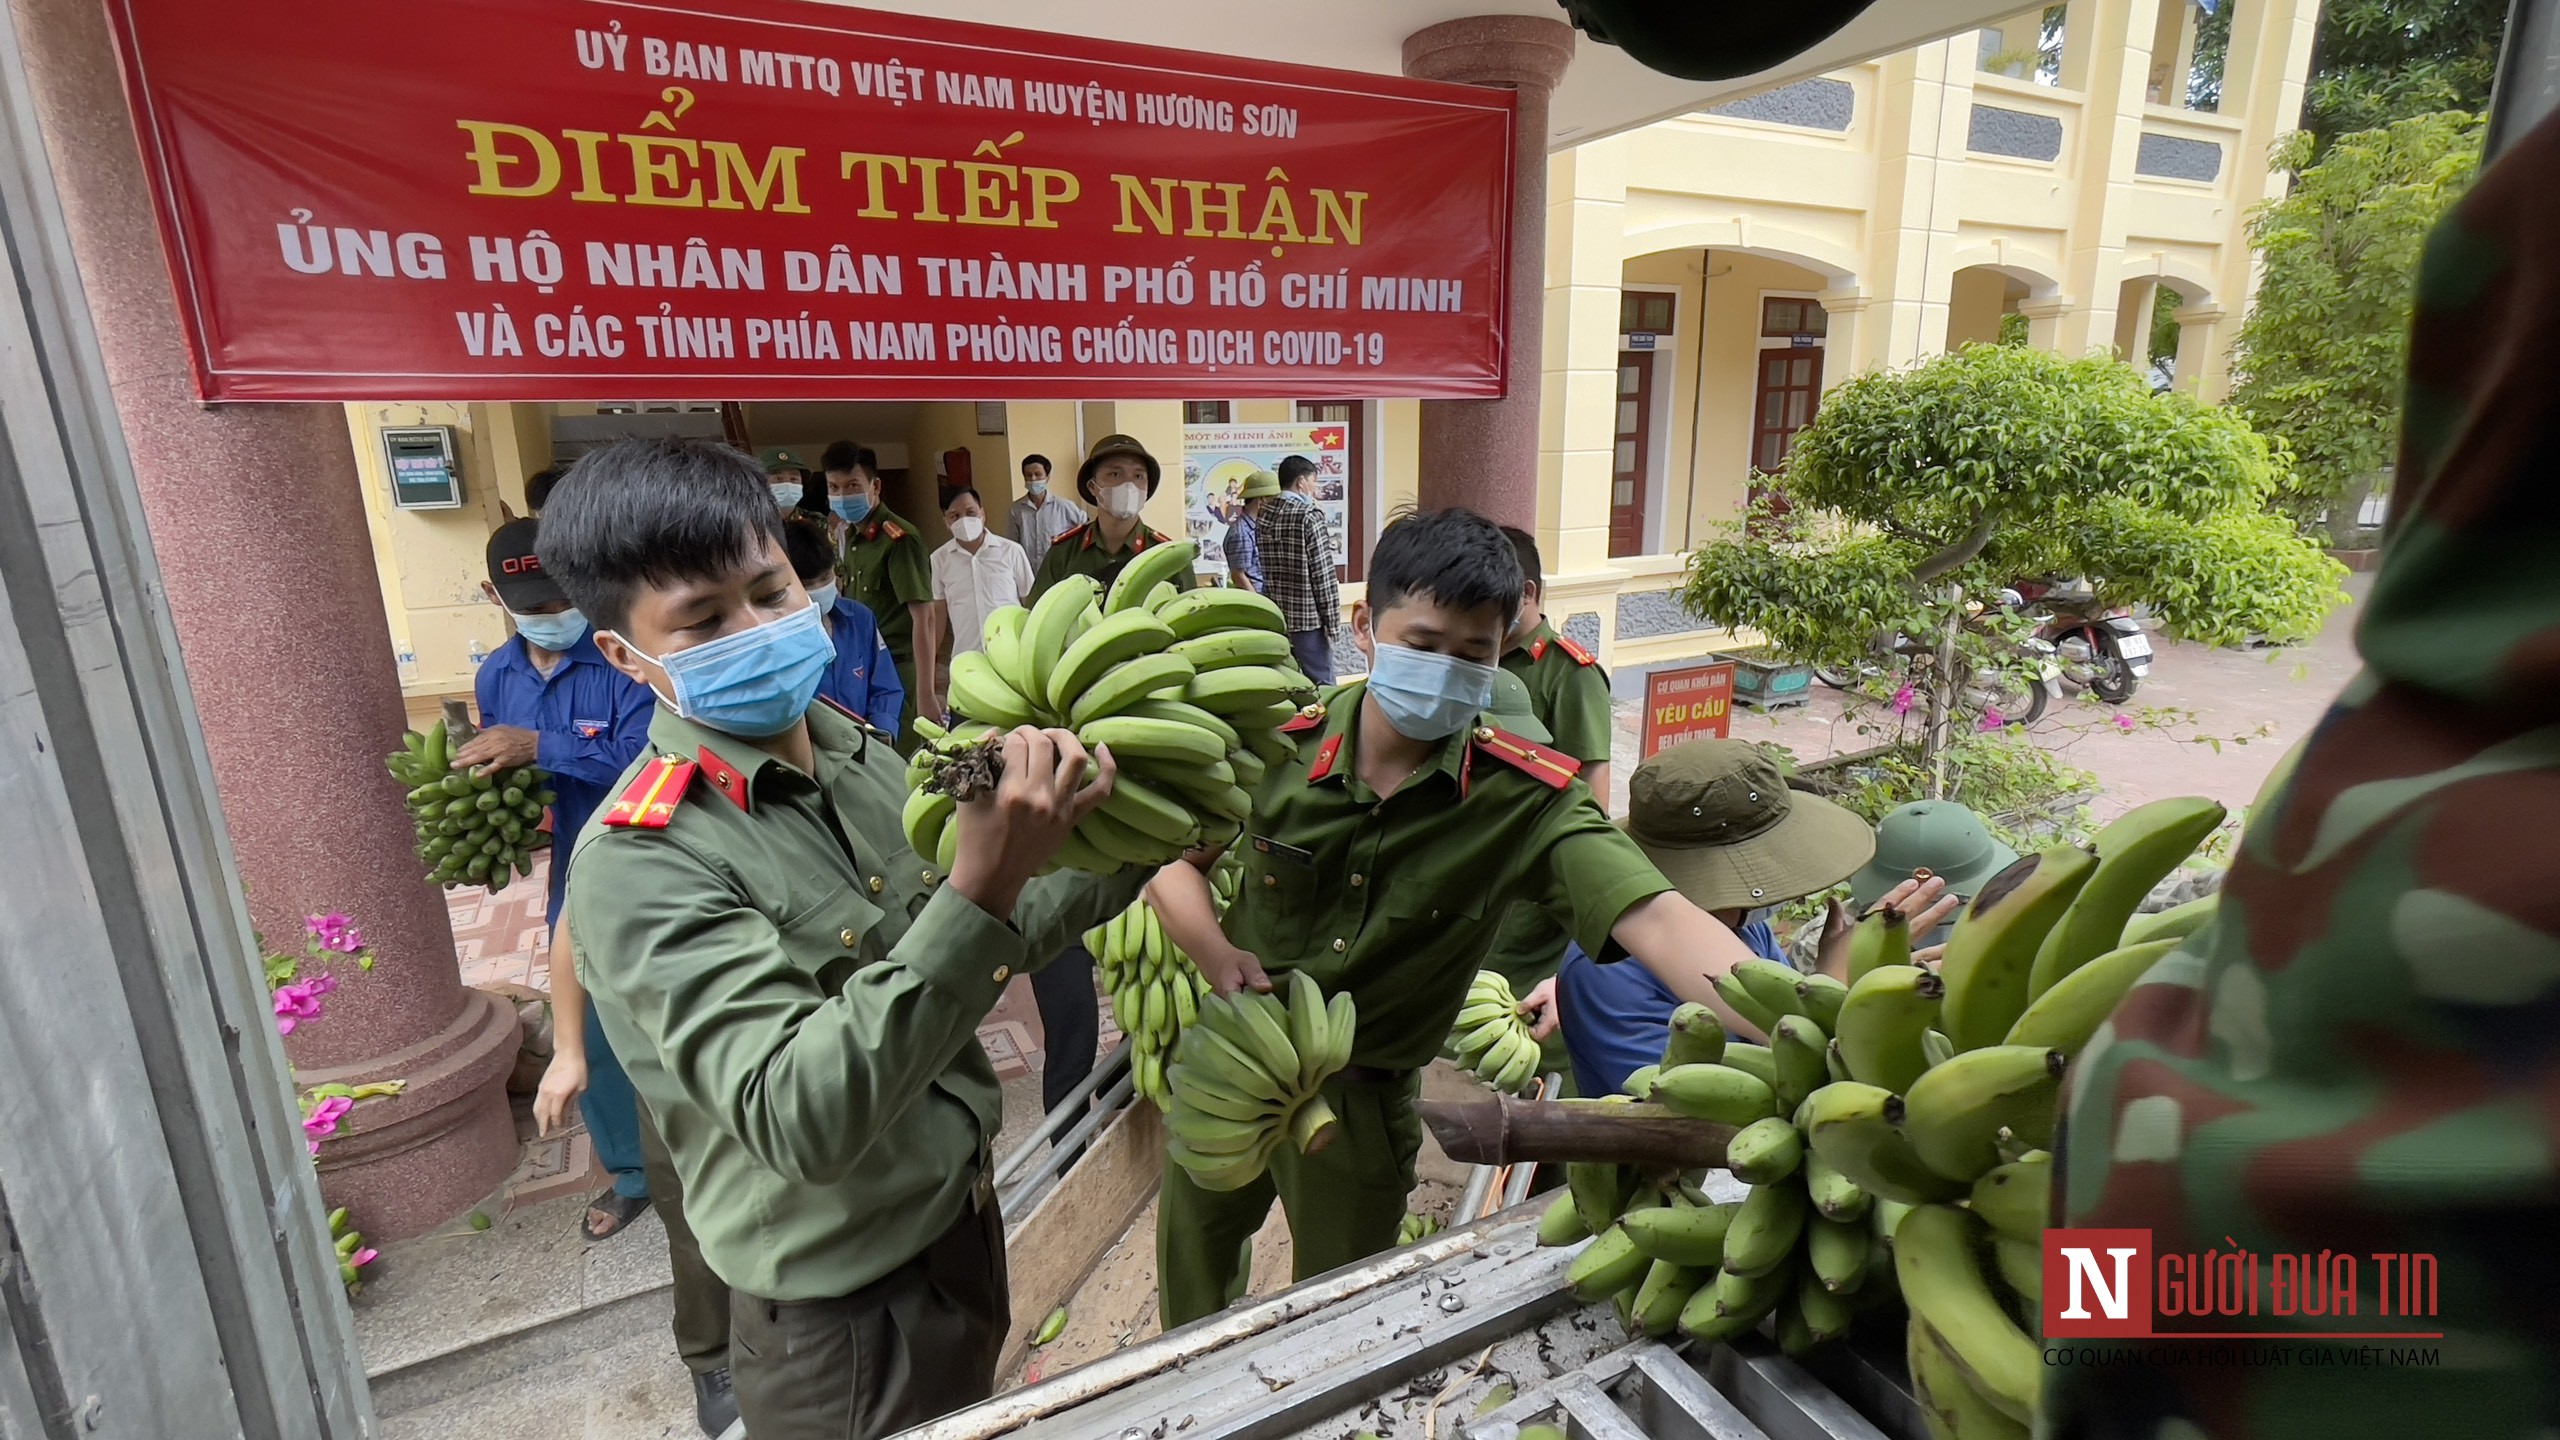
[[838, 928, 858, 947], [868, 876, 886, 894], [992, 965, 1011, 983]]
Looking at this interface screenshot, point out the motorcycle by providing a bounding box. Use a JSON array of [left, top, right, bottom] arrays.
[[1809, 589, 2061, 727], [2011, 577, 2151, 704]]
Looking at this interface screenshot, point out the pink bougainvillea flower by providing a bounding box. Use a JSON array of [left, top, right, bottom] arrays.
[[303, 1095, 354, 1144], [1977, 708, 2005, 732], [307, 913, 366, 954], [350, 1248, 378, 1268], [2113, 713, 2138, 732], [272, 973, 337, 1035], [308, 972, 338, 998], [1891, 685, 1916, 716]]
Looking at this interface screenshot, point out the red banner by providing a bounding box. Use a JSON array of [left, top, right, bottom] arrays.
[[1641, 662, 1736, 759], [105, 0, 1515, 402]]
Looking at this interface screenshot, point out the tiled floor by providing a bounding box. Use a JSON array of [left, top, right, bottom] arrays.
[[450, 855, 1118, 1213]]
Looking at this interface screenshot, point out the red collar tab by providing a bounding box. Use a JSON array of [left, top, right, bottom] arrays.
[[602, 756, 695, 828], [1554, 634, 1598, 666], [1460, 741, 1475, 799], [1278, 703, 1328, 736], [695, 746, 753, 813], [1307, 733, 1345, 781], [1471, 726, 1582, 790], [1528, 638, 1549, 662]]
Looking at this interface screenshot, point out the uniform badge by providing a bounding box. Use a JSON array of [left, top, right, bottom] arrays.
[[1250, 835, 1315, 867]]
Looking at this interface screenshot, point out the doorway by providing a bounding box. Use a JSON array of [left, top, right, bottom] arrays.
[[1611, 350, 1655, 557]]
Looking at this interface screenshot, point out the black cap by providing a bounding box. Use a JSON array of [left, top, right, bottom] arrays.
[[486, 518, 566, 609]]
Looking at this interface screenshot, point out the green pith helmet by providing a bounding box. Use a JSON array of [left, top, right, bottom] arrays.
[[1849, 800, 2018, 910]]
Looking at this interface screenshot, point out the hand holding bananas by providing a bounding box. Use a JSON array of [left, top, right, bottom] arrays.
[[1543, 797, 2226, 1440], [387, 720, 553, 895], [1162, 973, 1357, 1191], [922, 726, 1122, 919], [909, 538, 1314, 875], [1447, 970, 1547, 1093]]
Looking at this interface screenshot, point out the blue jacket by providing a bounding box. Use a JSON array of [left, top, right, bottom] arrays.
[[473, 632, 655, 927], [817, 595, 905, 735], [1556, 921, 1790, 1098]]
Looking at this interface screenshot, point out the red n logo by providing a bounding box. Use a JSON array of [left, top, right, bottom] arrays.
[[2044, 1228, 2153, 1336]]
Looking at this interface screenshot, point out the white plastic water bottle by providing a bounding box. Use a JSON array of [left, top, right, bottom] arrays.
[[395, 639, 419, 685], [468, 638, 487, 668]]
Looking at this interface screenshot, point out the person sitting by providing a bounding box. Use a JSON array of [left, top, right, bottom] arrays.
[[781, 514, 904, 736], [1530, 740, 1956, 1098]]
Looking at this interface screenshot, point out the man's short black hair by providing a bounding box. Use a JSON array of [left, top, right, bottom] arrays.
[[779, 515, 838, 585], [942, 486, 984, 513], [1366, 508, 1522, 628], [820, 439, 863, 474], [1500, 524, 1543, 592], [1021, 454, 1051, 475], [524, 465, 565, 515], [1277, 455, 1317, 488], [537, 438, 783, 635]]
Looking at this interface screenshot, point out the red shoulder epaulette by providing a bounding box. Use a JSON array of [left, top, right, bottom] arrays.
[[1278, 702, 1328, 736], [1057, 522, 1092, 545], [881, 520, 908, 542], [1471, 726, 1583, 789], [1554, 634, 1598, 666], [602, 756, 694, 827]]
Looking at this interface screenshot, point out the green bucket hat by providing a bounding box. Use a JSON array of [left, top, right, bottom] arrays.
[[1238, 468, 1283, 500], [1486, 668, 1551, 745], [1622, 740, 1875, 912], [1849, 800, 2018, 911]]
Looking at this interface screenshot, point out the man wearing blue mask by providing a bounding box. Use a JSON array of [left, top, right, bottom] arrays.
[[823, 440, 938, 753], [545, 438, 1146, 1440], [1144, 507, 1816, 1329], [468, 518, 658, 1242]]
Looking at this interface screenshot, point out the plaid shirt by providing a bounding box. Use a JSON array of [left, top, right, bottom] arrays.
[[1222, 512, 1263, 589], [1257, 491, 1339, 634]]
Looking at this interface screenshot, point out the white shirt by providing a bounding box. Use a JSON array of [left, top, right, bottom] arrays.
[[930, 533, 1036, 655]]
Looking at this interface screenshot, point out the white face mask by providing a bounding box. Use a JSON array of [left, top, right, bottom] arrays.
[[1100, 482, 1147, 519], [951, 515, 986, 543]]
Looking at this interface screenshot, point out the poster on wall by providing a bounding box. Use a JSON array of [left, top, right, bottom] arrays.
[[1182, 423, 1350, 581], [105, 0, 1515, 402]]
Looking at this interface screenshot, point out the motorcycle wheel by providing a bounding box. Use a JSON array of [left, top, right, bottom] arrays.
[[2090, 652, 2140, 704], [1813, 664, 1862, 689], [1970, 672, 2052, 729]]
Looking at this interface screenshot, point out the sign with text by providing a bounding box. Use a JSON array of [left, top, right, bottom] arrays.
[[106, 0, 1515, 402], [1641, 661, 1735, 758], [1182, 423, 1350, 580]]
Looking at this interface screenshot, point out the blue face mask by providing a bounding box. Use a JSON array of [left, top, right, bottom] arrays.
[[511, 608, 588, 651], [612, 602, 834, 738], [830, 492, 872, 525], [804, 582, 839, 613], [1364, 640, 1498, 742]]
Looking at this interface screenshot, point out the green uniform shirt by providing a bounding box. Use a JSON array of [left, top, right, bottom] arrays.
[[1221, 681, 1674, 1070], [566, 700, 1143, 1302], [1028, 520, 1201, 601], [1502, 620, 1613, 765], [836, 509, 933, 665], [1483, 620, 1619, 985]]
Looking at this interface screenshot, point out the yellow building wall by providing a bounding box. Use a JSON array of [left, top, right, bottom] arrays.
[[1946, 267, 2013, 348], [350, 401, 552, 720], [1001, 401, 1084, 513], [1680, 252, 1831, 548]]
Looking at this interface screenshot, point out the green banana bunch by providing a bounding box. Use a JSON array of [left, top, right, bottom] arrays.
[[1445, 970, 1544, 1093], [1396, 1211, 1444, 1246], [387, 720, 553, 896], [2024, 797, 2225, 1002], [1161, 973, 1355, 1192], [918, 542, 1318, 873], [1087, 896, 1213, 1107]]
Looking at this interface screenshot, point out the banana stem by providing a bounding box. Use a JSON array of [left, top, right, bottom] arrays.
[[1289, 1093, 1340, 1155]]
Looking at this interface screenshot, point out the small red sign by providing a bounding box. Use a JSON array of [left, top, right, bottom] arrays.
[[1640, 662, 1735, 759], [2045, 1228, 2156, 1337]]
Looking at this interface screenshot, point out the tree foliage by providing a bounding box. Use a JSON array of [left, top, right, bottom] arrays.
[[2303, 0, 2503, 150], [1685, 345, 2347, 677], [2227, 110, 2483, 536]]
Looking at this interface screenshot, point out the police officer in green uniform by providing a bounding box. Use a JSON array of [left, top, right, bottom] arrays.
[[1144, 508, 1772, 1329], [540, 438, 1145, 1440], [1480, 524, 1618, 1000], [1028, 433, 1202, 601], [824, 441, 939, 751]]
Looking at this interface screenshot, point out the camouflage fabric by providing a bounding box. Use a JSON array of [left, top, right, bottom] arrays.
[[2046, 112, 2560, 1437]]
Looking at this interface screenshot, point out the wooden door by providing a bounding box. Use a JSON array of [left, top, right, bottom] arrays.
[[1610, 351, 1655, 558], [1747, 345, 1825, 535]]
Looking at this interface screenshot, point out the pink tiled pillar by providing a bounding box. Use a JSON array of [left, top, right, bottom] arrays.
[[1403, 15, 1575, 528], [11, 0, 517, 1240]]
